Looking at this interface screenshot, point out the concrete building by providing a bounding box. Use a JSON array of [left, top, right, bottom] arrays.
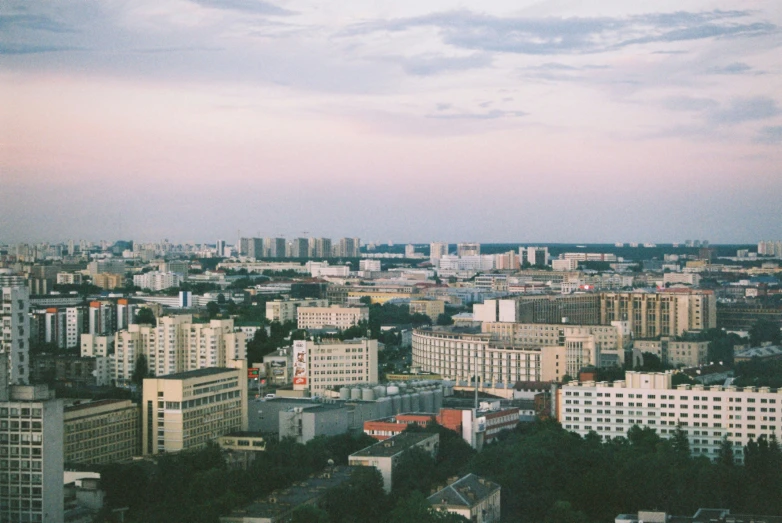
[[428, 474, 501, 523], [430, 242, 449, 263], [0, 384, 64, 523], [80, 334, 112, 358], [552, 258, 579, 271], [63, 399, 140, 465], [663, 272, 702, 287], [293, 338, 378, 395], [132, 271, 182, 291], [600, 290, 717, 339], [409, 300, 446, 322], [363, 413, 438, 440], [634, 338, 710, 368], [265, 299, 328, 324], [349, 431, 439, 492], [457, 243, 481, 257], [87, 301, 114, 337], [141, 361, 248, 455], [55, 273, 82, 286], [92, 273, 124, 290], [333, 237, 360, 258], [557, 371, 782, 463], [278, 404, 349, 443], [297, 305, 369, 330], [1, 284, 30, 384]]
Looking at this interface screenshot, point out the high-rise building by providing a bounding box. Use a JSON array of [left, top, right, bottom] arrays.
[[1, 284, 30, 385], [291, 238, 309, 258], [457, 243, 481, 257], [292, 338, 378, 394], [264, 237, 286, 258], [333, 238, 360, 258], [142, 361, 248, 455], [216, 239, 226, 257], [405, 244, 416, 258], [308, 237, 332, 258], [0, 382, 64, 523], [429, 242, 449, 263]]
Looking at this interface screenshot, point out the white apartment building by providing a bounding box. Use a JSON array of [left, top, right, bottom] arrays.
[[113, 316, 247, 387], [80, 334, 113, 358], [293, 338, 378, 394], [132, 271, 183, 291], [552, 259, 579, 271], [359, 259, 381, 272], [1, 285, 30, 385], [662, 272, 702, 287], [265, 299, 328, 324], [558, 371, 782, 464], [430, 242, 449, 263], [0, 384, 64, 523], [55, 272, 82, 285], [436, 255, 495, 272], [142, 361, 248, 455], [305, 262, 350, 278], [297, 305, 369, 330]]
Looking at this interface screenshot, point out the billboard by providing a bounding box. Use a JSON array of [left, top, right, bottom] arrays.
[[248, 368, 260, 379], [293, 340, 307, 386]]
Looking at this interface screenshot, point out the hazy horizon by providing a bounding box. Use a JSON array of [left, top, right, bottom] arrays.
[[2, 1, 781, 244]]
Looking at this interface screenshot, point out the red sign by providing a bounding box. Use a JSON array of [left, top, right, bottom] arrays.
[[248, 368, 260, 379]]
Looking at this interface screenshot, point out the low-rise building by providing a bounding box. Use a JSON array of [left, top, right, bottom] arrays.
[[278, 404, 349, 443], [348, 431, 440, 492], [141, 361, 248, 455], [409, 300, 446, 322], [63, 399, 140, 465], [265, 299, 328, 324], [297, 305, 369, 330], [634, 338, 710, 368], [428, 474, 501, 523], [217, 431, 267, 470]]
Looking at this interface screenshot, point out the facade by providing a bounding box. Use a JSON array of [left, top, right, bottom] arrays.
[[293, 338, 378, 394], [141, 362, 248, 455], [364, 413, 438, 441], [600, 290, 717, 338], [457, 243, 481, 257], [430, 242, 449, 263], [409, 300, 446, 322], [113, 316, 247, 387], [265, 299, 328, 324], [88, 301, 114, 337], [297, 305, 369, 330], [349, 432, 440, 492], [428, 474, 501, 523], [557, 371, 782, 463], [0, 384, 64, 523], [278, 404, 349, 443], [92, 273, 124, 290], [133, 271, 182, 291], [634, 338, 710, 368], [63, 399, 140, 465], [1, 284, 31, 385]]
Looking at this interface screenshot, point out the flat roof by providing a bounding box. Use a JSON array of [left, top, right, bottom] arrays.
[[64, 399, 132, 412], [350, 432, 437, 458], [158, 367, 235, 380]]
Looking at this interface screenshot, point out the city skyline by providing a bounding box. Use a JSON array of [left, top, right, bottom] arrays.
[[2, 0, 781, 243]]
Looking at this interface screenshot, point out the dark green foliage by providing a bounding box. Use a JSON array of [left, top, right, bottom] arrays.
[[134, 307, 157, 326], [130, 354, 149, 387], [749, 319, 781, 347], [436, 313, 454, 326], [291, 504, 330, 523], [734, 358, 782, 388]]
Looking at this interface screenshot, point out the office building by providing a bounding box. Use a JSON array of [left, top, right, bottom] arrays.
[[557, 371, 782, 463], [296, 305, 369, 330], [264, 238, 286, 258], [55, 273, 82, 285], [358, 259, 381, 272], [292, 338, 378, 395], [216, 240, 226, 257], [92, 273, 124, 290], [63, 399, 140, 465], [428, 474, 501, 523], [634, 338, 709, 368], [457, 243, 481, 257], [333, 237, 360, 258], [142, 361, 248, 455], [349, 432, 439, 492], [600, 290, 717, 338], [409, 300, 446, 322], [1, 284, 30, 384], [290, 238, 309, 258], [265, 299, 328, 324], [0, 383, 64, 523], [522, 246, 549, 266], [308, 237, 332, 258]]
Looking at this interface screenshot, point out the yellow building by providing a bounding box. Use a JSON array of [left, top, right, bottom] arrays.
[[64, 399, 140, 465], [142, 360, 248, 455], [409, 300, 446, 322], [92, 273, 124, 290]]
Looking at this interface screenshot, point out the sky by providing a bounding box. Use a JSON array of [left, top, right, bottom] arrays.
[[1, 0, 781, 245]]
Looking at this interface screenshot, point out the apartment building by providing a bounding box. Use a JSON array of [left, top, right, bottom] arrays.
[[92, 273, 124, 290], [557, 371, 782, 463], [600, 290, 716, 338], [265, 299, 328, 324], [634, 338, 709, 368], [409, 300, 446, 322], [63, 399, 140, 464], [297, 305, 369, 330], [293, 338, 378, 394], [132, 271, 182, 291], [349, 432, 439, 492], [141, 361, 248, 455], [1, 284, 30, 385], [0, 384, 64, 523], [430, 242, 449, 263], [457, 243, 481, 257], [113, 315, 246, 387]]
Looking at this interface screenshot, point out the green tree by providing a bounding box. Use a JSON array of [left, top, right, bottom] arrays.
[[291, 504, 329, 523], [436, 313, 454, 326], [545, 500, 589, 523], [750, 319, 781, 346], [134, 307, 157, 326], [206, 301, 220, 319], [131, 354, 150, 387]]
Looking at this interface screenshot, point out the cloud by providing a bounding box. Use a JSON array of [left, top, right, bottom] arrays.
[[0, 13, 75, 33], [754, 126, 782, 144], [386, 52, 492, 76], [343, 9, 778, 56], [426, 109, 527, 120], [662, 96, 719, 112], [0, 43, 79, 54], [187, 0, 295, 16], [707, 97, 782, 125], [708, 62, 753, 74]]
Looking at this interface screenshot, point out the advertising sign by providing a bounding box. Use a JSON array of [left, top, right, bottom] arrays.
[[293, 340, 307, 386], [248, 367, 260, 379]]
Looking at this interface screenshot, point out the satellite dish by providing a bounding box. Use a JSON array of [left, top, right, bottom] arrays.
[[327, 459, 334, 467]]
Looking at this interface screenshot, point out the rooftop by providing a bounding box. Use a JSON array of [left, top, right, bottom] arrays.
[[350, 431, 438, 458], [427, 474, 500, 509], [158, 367, 235, 380], [64, 399, 132, 413]]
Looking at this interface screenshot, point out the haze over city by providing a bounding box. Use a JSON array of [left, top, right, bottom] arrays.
[[2, 0, 781, 242]]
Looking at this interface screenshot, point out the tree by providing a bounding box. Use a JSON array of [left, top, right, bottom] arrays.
[[291, 504, 329, 523], [131, 354, 150, 387], [436, 313, 454, 326], [206, 301, 220, 319], [750, 319, 781, 347], [134, 307, 157, 326]]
